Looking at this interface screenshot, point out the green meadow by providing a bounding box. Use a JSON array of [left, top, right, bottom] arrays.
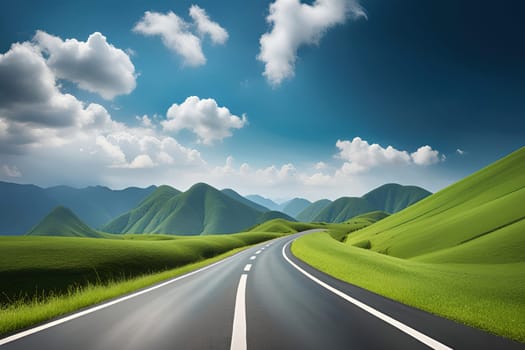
[[292, 147, 525, 342], [0, 231, 282, 335]]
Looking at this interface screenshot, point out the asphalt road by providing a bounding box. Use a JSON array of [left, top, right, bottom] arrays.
[[0, 230, 522, 349]]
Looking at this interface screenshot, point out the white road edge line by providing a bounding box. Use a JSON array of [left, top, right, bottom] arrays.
[[282, 240, 453, 350], [244, 264, 252, 272], [249, 256, 256, 260], [0, 248, 251, 347], [230, 274, 248, 350]]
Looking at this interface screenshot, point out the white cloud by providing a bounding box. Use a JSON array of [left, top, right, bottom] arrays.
[[1, 164, 21, 177], [336, 137, 444, 174], [129, 154, 155, 169], [0, 35, 204, 181], [411, 145, 441, 165], [162, 96, 247, 144], [136, 115, 153, 128], [0, 41, 118, 153], [34, 31, 136, 100], [134, 11, 204, 66], [189, 5, 228, 44], [315, 161, 327, 170], [336, 137, 411, 174], [258, 0, 366, 86], [133, 7, 227, 67]]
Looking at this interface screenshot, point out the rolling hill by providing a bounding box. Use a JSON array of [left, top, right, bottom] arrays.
[[0, 182, 156, 235], [345, 148, 525, 259], [0, 182, 58, 235], [45, 185, 158, 229], [103, 183, 294, 235], [280, 198, 312, 218], [245, 194, 280, 211], [293, 146, 525, 342], [27, 206, 105, 238], [312, 183, 430, 223], [296, 199, 332, 222], [221, 188, 270, 212]]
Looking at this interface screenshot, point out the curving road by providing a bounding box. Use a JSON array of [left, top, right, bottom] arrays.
[[0, 230, 522, 349]]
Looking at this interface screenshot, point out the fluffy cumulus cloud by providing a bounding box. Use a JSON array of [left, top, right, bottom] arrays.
[[162, 96, 247, 144], [189, 5, 229, 44], [133, 6, 228, 66], [0, 41, 117, 153], [258, 0, 366, 86], [0, 35, 204, 185], [336, 137, 444, 175], [34, 31, 136, 100], [411, 145, 442, 165], [95, 129, 204, 169]]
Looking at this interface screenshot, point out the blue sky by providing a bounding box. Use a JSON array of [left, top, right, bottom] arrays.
[[0, 0, 523, 200]]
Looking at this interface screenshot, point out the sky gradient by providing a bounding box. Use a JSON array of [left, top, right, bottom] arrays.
[[0, 0, 523, 200]]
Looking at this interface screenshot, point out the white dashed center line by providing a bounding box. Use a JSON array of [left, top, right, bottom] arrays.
[[255, 250, 262, 254], [244, 264, 252, 272], [250, 256, 256, 260], [230, 274, 248, 350]]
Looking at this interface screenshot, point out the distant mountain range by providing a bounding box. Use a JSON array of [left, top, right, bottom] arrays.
[[102, 183, 295, 235], [0, 179, 431, 237], [28, 206, 106, 238], [298, 184, 431, 223], [245, 195, 312, 218], [0, 182, 156, 235]]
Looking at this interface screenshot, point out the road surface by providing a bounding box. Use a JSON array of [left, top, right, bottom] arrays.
[[0, 230, 522, 349]]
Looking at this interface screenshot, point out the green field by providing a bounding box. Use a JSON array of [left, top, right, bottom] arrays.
[[0, 230, 284, 336], [0, 231, 281, 305], [292, 147, 525, 342]]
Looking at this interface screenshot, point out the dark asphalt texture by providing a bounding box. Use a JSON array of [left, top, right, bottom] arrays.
[[1, 230, 523, 349]]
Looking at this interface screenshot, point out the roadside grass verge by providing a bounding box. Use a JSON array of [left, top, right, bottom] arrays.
[[0, 232, 280, 304], [0, 232, 281, 336], [292, 231, 525, 343]]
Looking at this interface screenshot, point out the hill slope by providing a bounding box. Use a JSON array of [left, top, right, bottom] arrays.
[[296, 199, 332, 222], [313, 184, 430, 223], [104, 183, 288, 235], [280, 198, 312, 218], [45, 185, 158, 229], [0, 182, 58, 235], [293, 147, 525, 342], [362, 184, 431, 213], [0, 182, 156, 235], [221, 189, 270, 212], [245, 195, 279, 211], [27, 206, 104, 238], [346, 147, 525, 259]]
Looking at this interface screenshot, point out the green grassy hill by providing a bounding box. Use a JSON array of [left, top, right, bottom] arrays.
[[0, 182, 58, 235], [345, 148, 525, 259], [221, 188, 270, 212], [296, 199, 332, 222], [0, 231, 281, 306], [45, 185, 158, 229], [362, 183, 431, 213], [314, 197, 374, 223], [280, 198, 312, 218], [103, 183, 286, 235], [313, 184, 430, 223], [0, 182, 156, 235], [292, 147, 525, 342], [27, 206, 106, 238], [245, 194, 279, 211]]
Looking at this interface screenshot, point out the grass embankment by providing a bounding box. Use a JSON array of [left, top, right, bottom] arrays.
[[0, 231, 281, 336], [292, 232, 525, 342], [292, 147, 525, 342]]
